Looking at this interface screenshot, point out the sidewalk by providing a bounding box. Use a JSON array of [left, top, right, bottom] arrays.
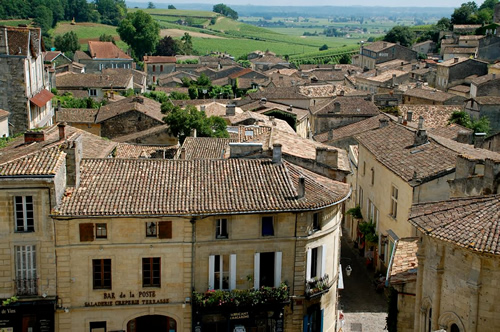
[[338, 228, 387, 332]]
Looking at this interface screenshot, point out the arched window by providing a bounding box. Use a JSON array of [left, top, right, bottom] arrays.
[[450, 323, 460, 332]]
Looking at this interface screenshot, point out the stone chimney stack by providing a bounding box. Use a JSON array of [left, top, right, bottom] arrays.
[[315, 147, 338, 168], [190, 128, 197, 138], [226, 104, 236, 116], [297, 176, 305, 198], [483, 158, 500, 194], [454, 57, 459, 63], [474, 133, 486, 148], [272, 143, 282, 164], [180, 148, 186, 160], [379, 118, 389, 128], [407, 111, 413, 122], [457, 130, 472, 144], [414, 116, 428, 146], [24, 130, 45, 143], [62, 135, 82, 188], [58, 122, 67, 140]]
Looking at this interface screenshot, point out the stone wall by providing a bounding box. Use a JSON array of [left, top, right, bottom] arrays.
[[474, 77, 500, 97], [0, 57, 29, 134], [100, 111, 163, 139], [315, 114, 374, 134]]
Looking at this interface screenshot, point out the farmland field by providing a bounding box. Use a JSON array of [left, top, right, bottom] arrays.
[[0, 19, 32, 26]]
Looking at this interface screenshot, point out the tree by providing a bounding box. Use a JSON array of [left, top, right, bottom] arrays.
[[117, 10, 160, 60], [436, 17, 452, 31], [54, 31, 80, 53], [213, 3, 238, 20], [155, 36, 181, 56], [383, 26, 415, 47], [95, 0, 127, 26], [338, 53, 351, 64], [451, 2, 479, 24], [34, 5, 54, 33], [147, 2, 155, 9], [319, 44, 328, 51], [448, 111, 490, 134], [168, 4, 176, 9], [99, 34, 116, 44], [180, 32, 193, 54], [163, 105, 228, 143]]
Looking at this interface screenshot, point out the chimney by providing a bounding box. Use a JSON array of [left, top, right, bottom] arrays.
[[493, 73, 496, 79], [61, 135, 82, 188], [226, 104, 236, 116], [379, 118, 389, 128], [297, 176, 306, 199], [414, 116, 428, 146], [375, 69, 379, 76], [24, 130, 46, 143], [334, 102, 341, 113], [272, 143, 282, 164], [287, 105, 293, 112], [456, 130, 472, 144], [200, 105, 206, 112], [315, 147, 338, 168], [180, 148, 186, 160], [57, 100, 61, 113], [407, 111, 413, 122], [58, 122, 67, 140], [483, 158, 500, 194], [455, 155, 477, 179], [454, 57, 459, 63], [474, 132, 486, 148], [190, 128, 197, 137], [398, 116, 403, 124], [229, 142, 263, 158], [279, 75, 283, 81], [392, 73, 397, 87], [339, 90, 344, 96]]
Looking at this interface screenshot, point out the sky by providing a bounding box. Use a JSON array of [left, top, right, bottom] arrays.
[[154, 0, 485, 7]]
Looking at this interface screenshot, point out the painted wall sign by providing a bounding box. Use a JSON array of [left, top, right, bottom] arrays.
[[84, 291, 169, 307]]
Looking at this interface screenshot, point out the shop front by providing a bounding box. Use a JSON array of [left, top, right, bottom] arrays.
[[0, 299, 55, 332]]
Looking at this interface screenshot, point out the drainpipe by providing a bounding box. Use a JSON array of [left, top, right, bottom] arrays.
[[190, 217, 196, 331]]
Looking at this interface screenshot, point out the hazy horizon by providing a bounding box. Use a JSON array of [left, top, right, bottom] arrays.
[[129, 0, 487, 8]]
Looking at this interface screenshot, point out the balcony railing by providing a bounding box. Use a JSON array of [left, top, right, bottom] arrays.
[[305, 274, 332, 299], [15, 278, 38, 296]]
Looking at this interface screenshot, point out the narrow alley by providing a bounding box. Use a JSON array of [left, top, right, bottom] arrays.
[[338, 229, 388, 332]]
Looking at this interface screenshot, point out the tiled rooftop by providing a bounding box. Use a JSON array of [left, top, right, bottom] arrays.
[[115, 144, 178, 159], [0, 145, 66, 176], [95, 96, 163, 123], [472, 96, 500, 105], [88, 41, 132, 60], [56, 72, 133, 89], [55, 108, 99, 123], [314, 114, 388, 143], [409, 195, 500, 255], [362, 40, 395, 52], [55, 159, 350, 217], [388, 238, 419, 285], [311, 97, 379, 116], [176, 137, 236, 160], [398, 105, 462, 128], [404, 87, 462, 102]]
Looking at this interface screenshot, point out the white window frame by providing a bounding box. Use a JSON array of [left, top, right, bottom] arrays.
[[306, 245, 326, 281], [390, 185, 398, 218], [215, 218, 228, 239], [88, 89, 97, 97], [253, 252, 282, 289], [209, 254, 236, 290], [15, 245, 37, 295], [14, 196, 34, 232]]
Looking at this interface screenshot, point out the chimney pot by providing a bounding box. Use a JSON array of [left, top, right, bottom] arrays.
[[379, 118, 389, 128], [418, 116, 424, 130], [226, 104, 236, 116], [58, 122, 67, 140], [272, 143, 282, 164], [298, 176, 305, 198], [24, 130, 46, 143], [454, 57, 459, 63]]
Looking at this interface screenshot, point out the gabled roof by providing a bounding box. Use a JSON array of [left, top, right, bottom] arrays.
[[88, 41, 132, 60], [95, 96, 164, 123], [314, 114, 389, 143], [143, 56, 176, 64], [362, 40, 396, 52], [55, 158, 350, 217], [0, 109, 10, 120], [403, 88, 463, 103], [55, 108, 99, 124], [56, 72, 133, 89], [176, 137, 236, 160], [115, 143, 178, 159], [388, 238, 419, 285], [311, 97, 379, 116], [0, 145, 66, 176], [44, 51, 71, 63], [409, 195, 500, 255]]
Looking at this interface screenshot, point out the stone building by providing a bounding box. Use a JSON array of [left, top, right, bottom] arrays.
[[55, 72, 134, 100], [352, 41, 417, 70], [409, 194, 500, 332], [464, 96, 500, 134], [74, 41, 133, 73], [435, 58, 488, 91], [0, 26, 54, 134], [469, 74, 500, 98], [143, 55, 177, 86], [403, 87, 466, 105]]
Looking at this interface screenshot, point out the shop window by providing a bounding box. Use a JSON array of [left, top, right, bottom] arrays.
[[307, 245, 325, 280], [261, 216, 274, 236], [209, 254, 236, 290], [145, 221, 172, 239], [215, 218, 228, 239], [254, 252, 282, 288], [90, 321, 106, 332], [14, 196, 34, 232], [142, 257, 161, 287], [15, 245, 37, 295], [96, 224, 107, 239], [93, 259, 112, 290]]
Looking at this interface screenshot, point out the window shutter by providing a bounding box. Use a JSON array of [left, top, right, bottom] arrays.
[[229, 254, 236, 290], [254, 253, 260, 289], [306, 248, 312, 281], [158, 221, 172, 239], [320, 245, 326, 277], [208, 255, 215, 290], [79, 223, 94, 242], [274, 252, 282, 288]]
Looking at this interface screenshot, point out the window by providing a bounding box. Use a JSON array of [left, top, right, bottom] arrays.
[[216, 218, 228, 239], [253, 252, 282, 289], [209, 254, 236, 290], [88, 89, 97, 97], [96, 224, 107, 239], [370, 167, 375, 185], [93, 259, 112, 289], [362, 161, 366, 176], [261, 216, 274, 236], [160, 65, 164, 72], [450, 324, 460, 332], [145, 221, 172, 239], [14, 196, 34, 232], [307, 245, 325, 280], [358, 186, 364, 210], [152, 65, 156, 72], [90, 321, 107, 332], [142, 257, 161, 287], [390, 185, 398, 218], [15, 245, 37, 295], [312, 213, 321, 231]]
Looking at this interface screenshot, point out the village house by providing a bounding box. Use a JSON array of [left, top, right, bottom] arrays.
[[0, 26, 54, 134], [55, 72, 134, 99], [435, 57, 488, 91], [0, 109, 9, 137], [469, 73, 500, 97], [355, 69, 410, 94], [143, 55, 177, 86], [464, 96, 500, 134], [44, 51, 72, 68], [352, 41, 417, 70], [403, 87, 466, 105], [74, 41, 133, 73], [411, 40, 436, 55]]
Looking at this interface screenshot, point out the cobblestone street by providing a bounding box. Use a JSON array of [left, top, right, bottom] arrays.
[[338, 229, 388, 332]]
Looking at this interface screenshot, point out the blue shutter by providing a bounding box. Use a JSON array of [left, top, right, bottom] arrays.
[[303, 315, 309, 332]]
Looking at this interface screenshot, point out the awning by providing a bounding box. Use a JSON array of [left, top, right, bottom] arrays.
[[30, 89, 54, 108]]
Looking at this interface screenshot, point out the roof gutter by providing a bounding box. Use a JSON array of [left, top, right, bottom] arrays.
[[52, 186, 353, 219]]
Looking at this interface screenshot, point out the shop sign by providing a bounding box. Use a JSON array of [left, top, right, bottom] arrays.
[[229, 312, 249, 320], [85, 290, 169, 307]]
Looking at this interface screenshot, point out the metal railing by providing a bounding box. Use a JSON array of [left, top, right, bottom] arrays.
[[15, 278, 38, 296]]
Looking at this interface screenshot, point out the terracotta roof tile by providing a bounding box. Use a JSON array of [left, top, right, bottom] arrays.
[[115, 144, 178, 159], [55, 108, 99, 123], [176, 137, 235, 160], [56, 72, 133, 89], [143, 56, 176, 63], [399, 105, 462, 127], [298, 85, 337, 98], [472, 96, 500, 105], [55, 159, 350, 217], [389, 237, 419, 285], [88, 41, 131, 60], [314, 114, 388, 143], [404, 87, 462, 103], [96, 96, 163, 123], [409, 195, 500, 255], [0, 109, 10, 119], [362, 41, 395, 52], [311, 97, 379, 116], [0, 145, 66, 176]]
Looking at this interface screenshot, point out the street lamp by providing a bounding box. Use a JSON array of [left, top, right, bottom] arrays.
[[345, 265, 352, 277]]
